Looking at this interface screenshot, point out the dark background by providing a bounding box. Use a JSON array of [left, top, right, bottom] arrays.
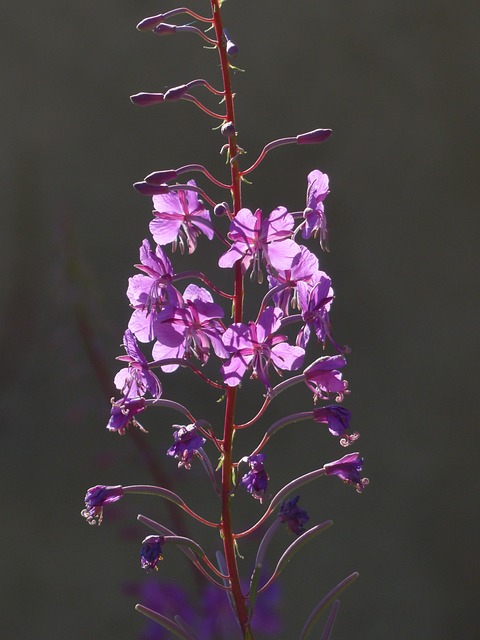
[[1, 1, 479, 638]]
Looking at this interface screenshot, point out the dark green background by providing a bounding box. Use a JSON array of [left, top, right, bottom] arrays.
[[1, 1, 479, 638]]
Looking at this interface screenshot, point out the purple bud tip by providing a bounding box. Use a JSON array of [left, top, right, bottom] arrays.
[[221, 121, 236, 138], [223, 28, 239, 57], [130, 93, 165, 107], [136, 15, 164, 32], [133, 181, 170, 195], [164, 85, 188, 101], [145, 169, 178, 185], [296, 129, 332, 145], [226, 40, 239, 57], [214, 202, 230, 217], [154, 23, 177, 36]]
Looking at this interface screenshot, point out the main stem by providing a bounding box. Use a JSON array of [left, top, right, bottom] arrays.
[[210, 2, 252, 637]]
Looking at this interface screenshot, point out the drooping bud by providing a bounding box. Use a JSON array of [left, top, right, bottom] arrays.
[[145, 169, 179, 185], [133, 182, 170, 195], [221, 121, 236, 138], [296, 129, 332, 145], [153, 23, 177, 36], [130, 92, 165, 107], [164, 84, 189, 101], [136, 14, 165, 32]]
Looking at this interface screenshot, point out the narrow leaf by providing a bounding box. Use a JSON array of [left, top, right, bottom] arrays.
[[260, 521, 332, 593], [173, 615, 199, 640], [248, 565, 262, 621], [299, 572, 359, 640], [320, 600, 340, 640], [135, 605, 192, 640]]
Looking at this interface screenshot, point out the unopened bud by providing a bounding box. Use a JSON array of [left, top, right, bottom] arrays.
[[130, 92, 165, 107], [145, 169, 178, 185], [153, 23, 177, 36], [296, 129, 332, 144], [164, 84, 188, 101], [133, 182, 170, 195], [223, 29, 238, 57], [214, 202, 230, 217], [136, 14, 164, 31], [221, 121, 236, 138]]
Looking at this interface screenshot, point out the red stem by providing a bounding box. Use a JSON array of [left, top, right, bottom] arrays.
[[210, 2, 253, 637]]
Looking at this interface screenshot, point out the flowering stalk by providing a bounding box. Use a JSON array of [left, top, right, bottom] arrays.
[[82, 2, 368, 638]]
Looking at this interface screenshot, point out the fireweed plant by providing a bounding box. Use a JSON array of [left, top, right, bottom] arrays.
[[82, 2, 368, 639]]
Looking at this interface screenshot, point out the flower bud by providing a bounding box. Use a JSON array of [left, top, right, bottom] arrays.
[[136, 14, 164, 32], [214, 202, 230, 217], [221, 121, 236, 138], [296, 128, 332, 144], [145, 169, 178, 185], [153, 23, 177, 36], [130, 92, 165, 107], [133, 182, 170, 195], [223, 29, 239, 57], [164, 84, 188, 101]]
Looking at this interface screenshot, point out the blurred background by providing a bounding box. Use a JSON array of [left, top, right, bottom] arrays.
[[1, 0, 479, 638]]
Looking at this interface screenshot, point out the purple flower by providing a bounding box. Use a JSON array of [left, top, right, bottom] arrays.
[[221, 306, 305, 388], [166, 424, 206, 470], [313, 405, 359, 446], [107, 396, 146, 434], [240, 454, 269, 502], [218, 207, 300, 278], [302, 169, 329, 248], [324, 452, 369, 493], [279, 495, 309, 535], [114, 330, 162, 398], [303, 355, 348, 402], [140, 535, 165, 571], [81, 485, 124, 525], [267, 245, 319, 315], [296, 271, 334, 348], [149, 180, 213, 253], [127, 239, 180, 342], [152, 284, 228, 371]]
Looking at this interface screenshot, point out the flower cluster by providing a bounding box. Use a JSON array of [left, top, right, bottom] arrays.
[[83, 3, 368, 639]]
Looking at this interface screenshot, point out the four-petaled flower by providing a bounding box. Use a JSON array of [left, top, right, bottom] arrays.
[[166, 424, 206, 470], [218, 207, 300, 280], [150, 180, 214, 254], [140, 535, 165, 571], [81, 485, 124, 525], [302, 169, 329, 248], [279, 495, 310, 536], [240, 454, 269, 502], [152, 284, 228, 372], [324, 452, 369, 493], [221, 306, 305, 388]]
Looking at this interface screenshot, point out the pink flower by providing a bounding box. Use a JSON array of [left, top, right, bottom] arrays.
[[218, 207, 300, 278], [149, 180, 213, 253], [221, 307, 304, 388]]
